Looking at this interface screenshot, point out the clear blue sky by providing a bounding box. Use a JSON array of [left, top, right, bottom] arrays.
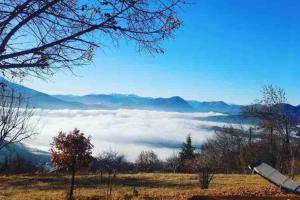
[[23, 0, 300, 105]]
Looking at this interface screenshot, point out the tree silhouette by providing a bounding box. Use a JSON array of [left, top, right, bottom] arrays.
[[0, 83, 34, 150], [50, 129, 93, 200], [179, 134, 195, 161], [0, 0, 184, 79], [136, 150, 160, 172]]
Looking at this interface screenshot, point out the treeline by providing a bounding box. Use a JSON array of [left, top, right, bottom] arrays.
[[90, 86, 300, 176], [0, 156, 44, 174], [0, 135, 197, 175], [91, 135, 198, 174], [201, 85, 300, 175]]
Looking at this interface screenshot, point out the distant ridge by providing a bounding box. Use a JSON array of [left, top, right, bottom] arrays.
[[2, 77, 300, 118], [0, 76, 105, 109], [0, 76, 243, 114], [188, 100, 241, 114], [53, 93, 241, 114], [0, 142, 50, 165], [0, 77, 245, 114]]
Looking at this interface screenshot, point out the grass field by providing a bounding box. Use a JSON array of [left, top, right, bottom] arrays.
[[0, 173, 299, 200]]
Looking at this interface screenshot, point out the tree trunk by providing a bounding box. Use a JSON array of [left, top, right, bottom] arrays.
[[109, 174, 115, 199], [106, 173, 111, 200], [284, 121, 290, 151], [248, 127, 252, 146], [69, 165, 76, 200], [290, 154, 295, 178]]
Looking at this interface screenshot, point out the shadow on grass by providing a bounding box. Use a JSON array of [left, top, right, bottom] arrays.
[[0, 173, 196, 191], [0, 174, 69, 190], [75, 175, 196, 189]]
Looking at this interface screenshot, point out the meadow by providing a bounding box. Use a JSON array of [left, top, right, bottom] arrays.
[[0, 173, 299, 200]]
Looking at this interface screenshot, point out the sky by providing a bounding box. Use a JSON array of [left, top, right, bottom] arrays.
[[22, 0, 300, 105]]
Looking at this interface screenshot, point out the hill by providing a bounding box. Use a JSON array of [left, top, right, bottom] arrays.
[[54, 94, 241, 114], [0, 76, 242, 114], [0, 77, 103, 109], [1, 76, 300, 119], [0, 143, 50, 165], [55, 94, 194, 112]]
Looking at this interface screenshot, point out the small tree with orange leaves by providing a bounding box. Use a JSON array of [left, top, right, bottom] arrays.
[[50, 129, 94, 200]]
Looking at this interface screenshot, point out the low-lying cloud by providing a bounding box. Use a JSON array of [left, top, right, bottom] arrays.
[[26, 109, 231, 161]]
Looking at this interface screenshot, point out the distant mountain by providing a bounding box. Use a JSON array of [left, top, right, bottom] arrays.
[[0, 76, 244, 114], [0, 77, 104, 109], [2, 77, 300, 119], [188, 100, 242, 115], [0, 143, 50, 165], [279, 104, 300, 125], [54, 94, 240, 113], [51, 95, 300, 123], [54, 94, 194, 112]]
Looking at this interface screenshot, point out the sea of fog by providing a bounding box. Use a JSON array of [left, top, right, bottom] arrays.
[[25, 109, 234, 161]]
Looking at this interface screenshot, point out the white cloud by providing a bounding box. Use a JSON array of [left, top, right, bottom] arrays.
[[26, 109, 232, 161]]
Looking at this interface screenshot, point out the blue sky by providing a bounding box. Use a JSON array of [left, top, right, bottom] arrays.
[[23, 0, 300, 105]]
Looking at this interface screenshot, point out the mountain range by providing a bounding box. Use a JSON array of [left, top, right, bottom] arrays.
[[1, 77, 300, 121], [0, 77, 242, 114]]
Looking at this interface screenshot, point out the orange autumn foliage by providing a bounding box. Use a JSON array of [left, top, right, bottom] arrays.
[[50, 128, 94, 171]]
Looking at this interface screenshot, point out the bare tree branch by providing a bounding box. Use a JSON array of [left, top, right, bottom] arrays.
[[0, 83, 35, 150], [0, 0, 185, 79]]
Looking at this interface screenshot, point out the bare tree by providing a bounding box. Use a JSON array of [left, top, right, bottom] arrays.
[[242, 85, 298, 173], [243, 85, 290, 143], [195, 154, 214, 189], [0, 84, 34, 150], [136, 150, 161, 172], [0, 0, 184, 79], [165, 152, 180, 173], [201, 126, 247, 173], [96, 150, 129, 173]]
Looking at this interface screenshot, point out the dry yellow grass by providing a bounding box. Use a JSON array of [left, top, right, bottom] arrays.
[[0, 173, 299, 200]]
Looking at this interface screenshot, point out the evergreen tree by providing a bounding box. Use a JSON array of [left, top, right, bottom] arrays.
[[179, 134, 196, 161]]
